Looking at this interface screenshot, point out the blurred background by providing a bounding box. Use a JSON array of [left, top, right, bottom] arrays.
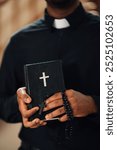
[[0, 0, 46, 62], [0, 0, 99, 149]]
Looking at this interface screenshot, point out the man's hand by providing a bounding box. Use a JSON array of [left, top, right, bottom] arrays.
[[17, 87, 47, 128], [17, 88, 97, 127], [44, 89, 97, 122]]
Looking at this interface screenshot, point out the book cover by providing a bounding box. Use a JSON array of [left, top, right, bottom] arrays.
[[24, 60, 65, 120]]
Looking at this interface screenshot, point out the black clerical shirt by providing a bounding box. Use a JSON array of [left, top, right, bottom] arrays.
[[0, 4, 100, 150]]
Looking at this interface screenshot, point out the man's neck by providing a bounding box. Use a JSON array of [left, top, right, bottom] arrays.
[[47, 1, 79, 19]]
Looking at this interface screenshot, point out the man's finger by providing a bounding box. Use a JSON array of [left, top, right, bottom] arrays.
[[23, 117, 38, 128], [17, 87, 31, 103], [45, 92, 62, 104], [23, 118, 39, 128], [23, 118, 47, 128], [45, 106, 65, 120], [44, 98, 63, 111], [22, 107, 39, 118], [59, 114, 68, 122]]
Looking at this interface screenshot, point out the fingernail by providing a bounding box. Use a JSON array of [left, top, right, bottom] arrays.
[[24, 97, 31, 103], [45, 101, 48, 105], [43, 122, 47, 125], [43, 107, 47, 112], [24, 98, 27, 103], [27, 97, 31, 103], [46, 99, 50, 104], [35, 119, 39, 124], [45, 115, 50, 120], [35, 107, 39, 111]]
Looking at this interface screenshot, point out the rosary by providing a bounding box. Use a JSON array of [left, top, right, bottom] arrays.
[[61, 92, 74, 141]]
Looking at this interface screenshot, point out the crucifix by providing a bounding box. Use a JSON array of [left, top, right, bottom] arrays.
[[39, 72, 49, 87]]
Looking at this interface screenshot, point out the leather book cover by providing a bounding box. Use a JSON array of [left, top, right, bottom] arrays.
[[24, 60, 65, 120]]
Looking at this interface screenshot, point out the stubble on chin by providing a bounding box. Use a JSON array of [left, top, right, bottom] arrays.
[[46, 0, 76, 9]]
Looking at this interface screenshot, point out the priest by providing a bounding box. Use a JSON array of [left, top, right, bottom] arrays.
[[0, 0, 100, 150]]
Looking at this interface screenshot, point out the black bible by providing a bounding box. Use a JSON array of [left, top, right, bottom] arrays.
[[24, 60, 65, 120]]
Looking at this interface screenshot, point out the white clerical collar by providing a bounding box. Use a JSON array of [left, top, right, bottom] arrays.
[[53, 18, 70, 29]]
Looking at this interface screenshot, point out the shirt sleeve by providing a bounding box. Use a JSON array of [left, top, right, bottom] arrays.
[[0, 37, 22, 122]]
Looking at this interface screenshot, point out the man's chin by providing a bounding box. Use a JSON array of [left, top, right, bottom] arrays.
[[46, 0, 75, 9]]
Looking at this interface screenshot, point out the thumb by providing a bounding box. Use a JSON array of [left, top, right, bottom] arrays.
[[17, 87, 31, 104]]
